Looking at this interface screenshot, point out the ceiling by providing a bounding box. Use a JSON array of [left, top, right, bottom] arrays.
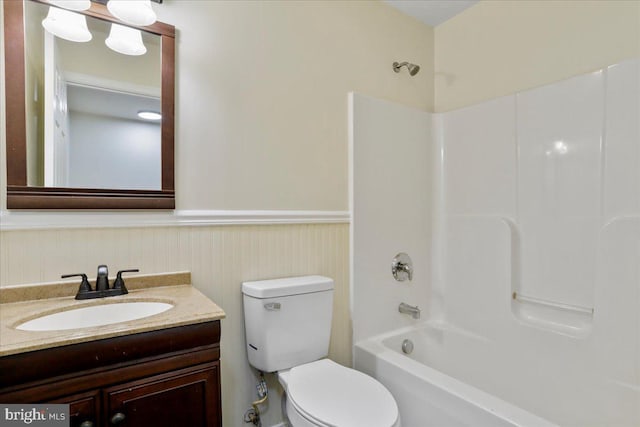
[[384, 0, 479, 27], [68, 84, 160, 123]]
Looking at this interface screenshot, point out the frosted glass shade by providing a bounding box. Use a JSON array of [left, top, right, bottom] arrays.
[[106, 24, 147, 56], [42, 7, 92, 43], [107, 0, 157, 27], [48, 0, 91, 11]]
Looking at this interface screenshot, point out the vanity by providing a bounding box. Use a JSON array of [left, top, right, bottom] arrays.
[[0, 272, 225, 427]]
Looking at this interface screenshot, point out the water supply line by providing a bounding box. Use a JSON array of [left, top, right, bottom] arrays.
[[252, 374, 268, 413], [244, 373, 268, 426]]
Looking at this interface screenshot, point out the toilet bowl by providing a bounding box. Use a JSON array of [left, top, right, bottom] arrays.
[[242, 276, 400, 427]]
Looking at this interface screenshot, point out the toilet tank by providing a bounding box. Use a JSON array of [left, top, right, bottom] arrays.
[[242, 276, 334, 373]]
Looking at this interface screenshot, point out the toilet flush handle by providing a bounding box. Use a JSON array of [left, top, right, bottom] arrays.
[[264, 302, 281, 311]]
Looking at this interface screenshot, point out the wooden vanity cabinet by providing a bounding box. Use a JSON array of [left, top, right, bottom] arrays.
[[0, 321, 221, 427]]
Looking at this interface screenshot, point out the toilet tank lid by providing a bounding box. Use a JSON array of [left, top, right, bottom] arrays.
[[242, 275, 334, 298]]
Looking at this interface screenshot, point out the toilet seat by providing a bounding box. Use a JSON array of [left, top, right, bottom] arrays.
[[284, 359, 399, 427]]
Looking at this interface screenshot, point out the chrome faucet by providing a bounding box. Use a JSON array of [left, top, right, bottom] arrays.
[[398, 302, 420, 319], [391, 253, 413, 281]]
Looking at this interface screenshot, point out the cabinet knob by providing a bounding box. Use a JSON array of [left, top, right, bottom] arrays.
[[79, 421, 94, 427], [110, 412, 126, 425]]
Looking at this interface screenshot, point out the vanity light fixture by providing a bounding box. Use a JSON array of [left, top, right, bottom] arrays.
[[107, 0, 157, 27], [137, 111, 162, 121], [106, 24, 147, 56], [42, 7, 92, 43], [47, 0, 91, 11]]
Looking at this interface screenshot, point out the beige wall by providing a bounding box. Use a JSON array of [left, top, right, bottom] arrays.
[[156, 0, 434, 210], [23, 0, 44, 186], [435, 0, 640, 112]]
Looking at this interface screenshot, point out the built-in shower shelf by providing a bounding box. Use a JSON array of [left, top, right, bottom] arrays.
[[512, 292, 594, 314], [511, 292, 593, 338]]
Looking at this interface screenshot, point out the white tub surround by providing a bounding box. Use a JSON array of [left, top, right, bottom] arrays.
[[349, 93, 432, 343], [351, 59, 640, 427]]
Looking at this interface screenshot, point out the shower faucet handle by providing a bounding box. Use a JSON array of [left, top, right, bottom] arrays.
[[392, 252, 413, 281]]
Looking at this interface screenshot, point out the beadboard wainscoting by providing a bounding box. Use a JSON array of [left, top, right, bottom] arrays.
[[0, 222, 350, 426]]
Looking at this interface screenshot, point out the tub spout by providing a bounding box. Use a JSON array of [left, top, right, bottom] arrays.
[[399, 302, 420, 319]]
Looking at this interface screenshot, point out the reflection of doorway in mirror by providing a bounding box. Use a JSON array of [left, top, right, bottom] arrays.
[[43, 31, 70, 187]]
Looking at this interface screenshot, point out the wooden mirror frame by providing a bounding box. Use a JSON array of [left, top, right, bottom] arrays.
[[3, 0, 175, 209]]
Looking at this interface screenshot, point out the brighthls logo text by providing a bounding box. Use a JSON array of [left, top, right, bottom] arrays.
[[3, 407, 66, 424]]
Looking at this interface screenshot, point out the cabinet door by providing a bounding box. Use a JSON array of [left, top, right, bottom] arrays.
[[104, 363, 220, 427], [52, 390, 101, 427]]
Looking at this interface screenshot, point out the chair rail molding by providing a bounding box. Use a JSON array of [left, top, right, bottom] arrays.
[[0, 210, 351, 231]]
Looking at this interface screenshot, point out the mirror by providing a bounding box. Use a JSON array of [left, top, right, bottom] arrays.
[[25, 1, 162, 190], [4, 0, 175, 209]]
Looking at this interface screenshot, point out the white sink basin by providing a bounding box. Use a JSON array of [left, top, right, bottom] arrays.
[[16, 301, 174, 331]]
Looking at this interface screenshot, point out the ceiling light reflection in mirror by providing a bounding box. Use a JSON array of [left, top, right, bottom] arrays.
[[138, 110, 161, 121]]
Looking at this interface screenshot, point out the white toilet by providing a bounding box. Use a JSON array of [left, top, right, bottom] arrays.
[[242, 275, 400, 427]]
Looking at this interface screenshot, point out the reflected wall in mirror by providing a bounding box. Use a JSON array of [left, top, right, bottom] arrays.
[[4, 0, 175, 209]]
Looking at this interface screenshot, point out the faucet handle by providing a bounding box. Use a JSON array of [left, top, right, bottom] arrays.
[[392, 252, 413, 282], [62, 273, 92, 294], [96, 265, 109, 291], [112, 269, 139, 294]]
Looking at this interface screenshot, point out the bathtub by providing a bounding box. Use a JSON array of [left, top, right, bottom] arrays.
[[354, 322, 557, 427]]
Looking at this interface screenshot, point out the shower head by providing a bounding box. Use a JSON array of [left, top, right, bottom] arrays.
[[393, 61, 420, 76]]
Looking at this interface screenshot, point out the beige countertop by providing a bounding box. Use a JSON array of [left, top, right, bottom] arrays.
[[0, 272, 225, 357]]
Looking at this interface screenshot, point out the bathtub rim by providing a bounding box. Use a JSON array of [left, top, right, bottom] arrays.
[[354, 321, 558, 427]]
